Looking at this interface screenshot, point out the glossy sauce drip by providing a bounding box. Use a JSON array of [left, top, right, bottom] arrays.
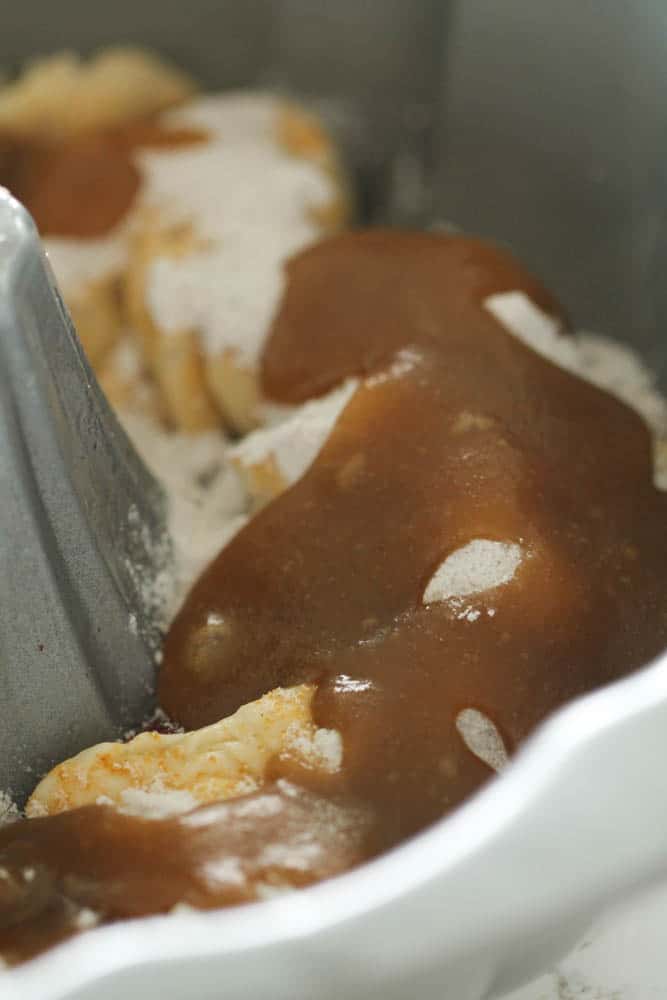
[[162, 231, 667, 853], [0, 782, 369, 965], [0, 120, 206, 238]]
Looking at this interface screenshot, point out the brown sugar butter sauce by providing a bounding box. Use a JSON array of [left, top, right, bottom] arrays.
[[2, 220, 667, 963]]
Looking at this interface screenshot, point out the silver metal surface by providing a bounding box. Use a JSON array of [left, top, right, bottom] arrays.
[[0, 191, 167, 805]]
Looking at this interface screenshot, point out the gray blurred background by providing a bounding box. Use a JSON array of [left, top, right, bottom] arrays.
[[3, 0, 665, 381]]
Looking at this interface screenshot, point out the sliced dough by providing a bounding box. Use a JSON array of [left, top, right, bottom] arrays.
[[127, 95, 349, 434], [26, 685, 342, 818], [124, 215, 220, 430]]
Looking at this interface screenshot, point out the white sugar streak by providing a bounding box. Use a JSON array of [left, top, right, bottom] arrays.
[[140, 94, 334, 366], [229, 379, 358, 486], [424, 540, 523, 605], [456, 708, 508, 772]]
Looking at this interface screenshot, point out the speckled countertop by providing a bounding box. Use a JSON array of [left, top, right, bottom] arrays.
[[501, 882, 667, 1000]]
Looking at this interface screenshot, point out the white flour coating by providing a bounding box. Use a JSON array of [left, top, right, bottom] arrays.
[[486, 291, 667, 490], [456, 708, 508, 772], [40, 92, 332, 354], [116, 785, 199, 819], [424, 541, 523, 605], [229, 379, 358, 487], [285, 725, 343, 773], [229, 349, 422, 493], [485, 290, 578, 371], [162, 92, 278, 143], [119, 412, 247, 622], [254, 780, 363, 875], [43, 226, 127, 293], [138, 94, 334, 366]]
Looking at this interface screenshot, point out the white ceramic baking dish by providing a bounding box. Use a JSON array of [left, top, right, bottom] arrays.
[[3, 649, 667, 1000]]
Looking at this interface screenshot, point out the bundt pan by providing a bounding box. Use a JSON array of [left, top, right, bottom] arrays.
[[1, 2, 666, 998]]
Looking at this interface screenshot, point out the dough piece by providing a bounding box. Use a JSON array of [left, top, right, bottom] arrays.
[[26, 685, 342, 818], [229, 378, 358, 508], [126, 95, 349, 433]]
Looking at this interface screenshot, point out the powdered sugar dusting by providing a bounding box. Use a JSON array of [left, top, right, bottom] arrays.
[[139, 94, 334, 366], [117, 783, 199, 819], [485, 291, 578, 371], [285, 725, 343, 773], [162, 93, 278, 143], [424, 540, 523, 605], [456, 708, 508, 772], [229, 379, 358, 487], [120, 412, 246, 622]]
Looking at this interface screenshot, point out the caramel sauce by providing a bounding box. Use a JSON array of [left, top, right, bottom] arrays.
[[0, 782, 369, 965], [2, 230, 666, 964], [0, 120, 206, 238]]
